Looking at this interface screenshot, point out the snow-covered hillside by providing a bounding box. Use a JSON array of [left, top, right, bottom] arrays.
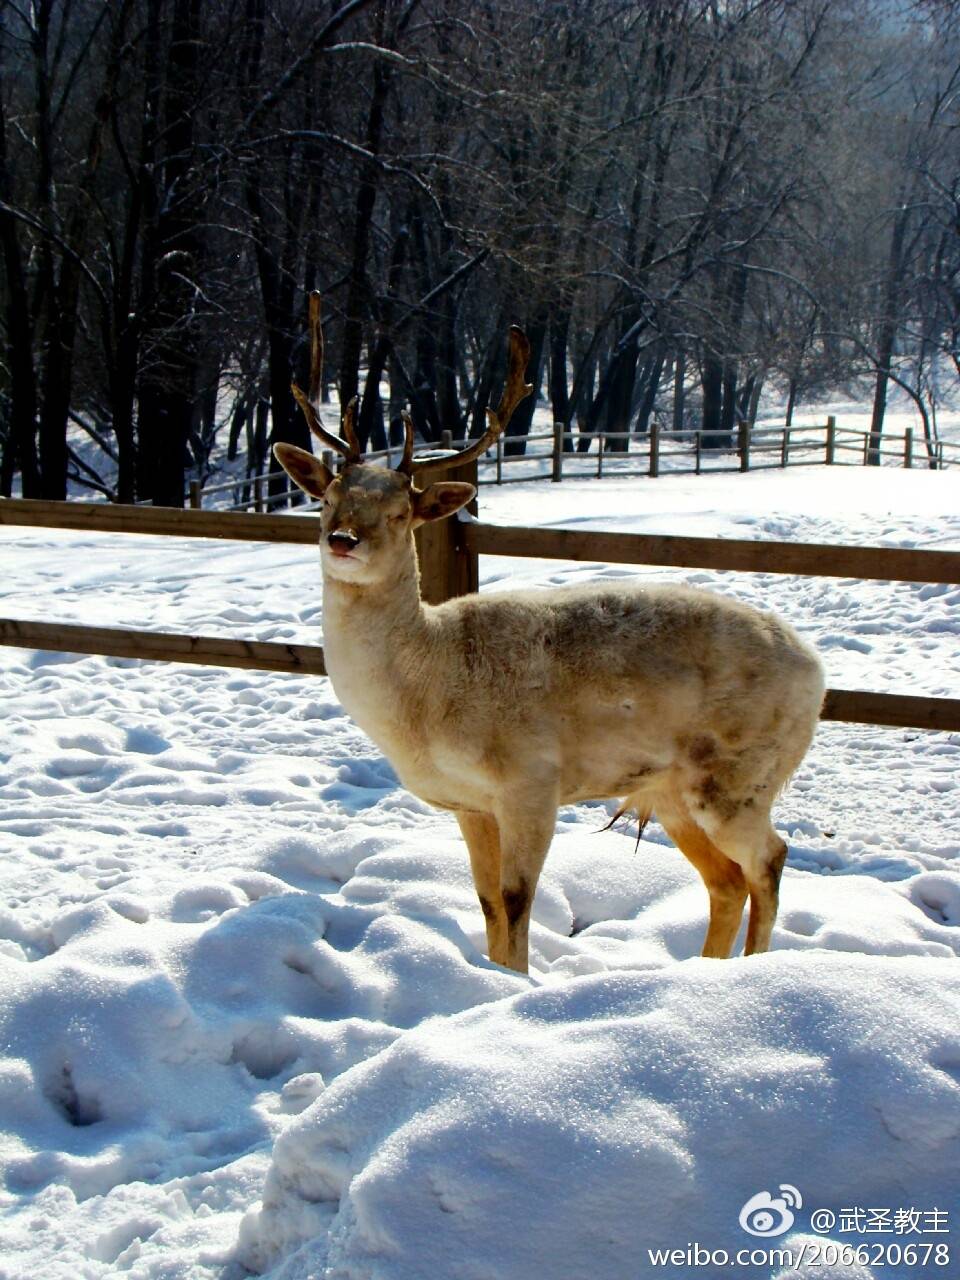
[[0, 466, 957, 1278]]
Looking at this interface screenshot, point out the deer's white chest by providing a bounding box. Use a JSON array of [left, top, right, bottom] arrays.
[[323, 643, 492, 811]]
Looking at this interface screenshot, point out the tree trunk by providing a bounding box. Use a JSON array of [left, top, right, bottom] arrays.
[[0, 67, 40, 496], [240, 0, 311, 486], [359, 221, 409, 451], [603, 337, 641, 452], [339, 2, 392, 412], [38, 1, 133, 499], [574, 339, 597, 453], [111, 347, 138, 504], [747, 376, 763, 426], [672, 350, 685, 433], [635, 354, 664, 435], [549, 310, 573, 448], [436, 291, 461, 439], [700, 355, 727, 448], [868, 205, 909, 466], [228, 393, 249, 462], [137, 0, 206, 507], [785, 377, 797, 427], [720, 360, 738, 439]]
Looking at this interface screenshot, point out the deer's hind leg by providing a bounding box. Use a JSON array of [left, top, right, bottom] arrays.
[[652, 790, 749, 959], [667, 725, 805, 955], [456, 810, 509, 967], [741, 828, 787, 955], [682, 777, 789, 956]]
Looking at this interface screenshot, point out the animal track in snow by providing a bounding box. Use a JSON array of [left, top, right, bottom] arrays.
[[230, 1026, 300, 1080], [45, 1061, 103, 1128], [908, 873, 960, 926], [168, 882, 248, 923]]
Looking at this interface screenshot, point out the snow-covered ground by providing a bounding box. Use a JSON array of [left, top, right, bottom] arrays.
[[0, 466, 957, 1278], [474, 399, 960, 487]]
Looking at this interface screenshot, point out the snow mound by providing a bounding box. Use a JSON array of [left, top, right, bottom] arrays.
[[0, 853, 519, 1209], [241, 953, 960, 1279]]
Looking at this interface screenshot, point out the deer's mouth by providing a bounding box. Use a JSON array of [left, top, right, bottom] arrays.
[[323, 544, 368, 575]]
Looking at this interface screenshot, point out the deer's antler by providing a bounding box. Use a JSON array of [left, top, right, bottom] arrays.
[[399, 410, 416, 474], [398, 326, 533, 477], [291, 291, 361, 463]]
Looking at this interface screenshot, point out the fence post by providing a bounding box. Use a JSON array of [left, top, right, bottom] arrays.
[[552, 421, 564, 482], [496, 434, 503, 485], [695, 430, 702, 474], [649, 421, 660, 478], [826, 416, 836, 465], [189, 479, 202, 509], [738, 419, 750, 472], [781, 426, 790, 468], [863, 430, 870, 466], [413, 452, 478, 604], [254, 475, 264, 514], [597, 432, 604, 478], [904, 428, 913, 469]]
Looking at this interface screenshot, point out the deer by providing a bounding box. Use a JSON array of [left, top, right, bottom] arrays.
[[274, 306, 825, 974]]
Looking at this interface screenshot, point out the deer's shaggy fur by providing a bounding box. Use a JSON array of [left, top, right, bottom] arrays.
[[274, 448, 824, 973]]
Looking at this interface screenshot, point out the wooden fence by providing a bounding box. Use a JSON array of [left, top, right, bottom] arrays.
[[1, 491, 959, 733], [189, 418, 960, 512]]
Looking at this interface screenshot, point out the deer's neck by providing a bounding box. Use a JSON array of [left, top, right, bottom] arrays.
[[320, 546, 432, 740]]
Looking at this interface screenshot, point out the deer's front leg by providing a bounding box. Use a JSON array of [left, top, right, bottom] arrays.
[[493, 792, 558, 974], [456, 810, 509, 967]]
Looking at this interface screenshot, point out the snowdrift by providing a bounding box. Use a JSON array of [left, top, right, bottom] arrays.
[[241, 952, 960, 1279]]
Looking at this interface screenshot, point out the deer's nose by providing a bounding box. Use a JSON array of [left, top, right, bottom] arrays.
[[328, 529, 360, 554]]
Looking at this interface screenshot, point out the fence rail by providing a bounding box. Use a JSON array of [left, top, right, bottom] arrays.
[[188, 417, 959, 512], [464, 522, 960, 584], [2, 494, 959, 732], [0, 619, 327, 675], [0, 617, 956, 732], [0, 496, 321, 543], [4, 497, 959, 585]]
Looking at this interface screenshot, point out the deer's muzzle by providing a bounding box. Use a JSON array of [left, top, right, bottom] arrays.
[[328, 530, 361, 555]]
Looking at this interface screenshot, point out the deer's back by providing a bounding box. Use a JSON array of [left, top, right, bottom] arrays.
[[434, 581, 820, 704]]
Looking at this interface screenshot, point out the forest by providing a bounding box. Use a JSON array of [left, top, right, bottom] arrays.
[[1, 0, 958, 506]]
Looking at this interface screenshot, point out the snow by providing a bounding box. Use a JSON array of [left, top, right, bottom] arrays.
[[242, 954, 959, 1280], [0, 465, 958, 1278]]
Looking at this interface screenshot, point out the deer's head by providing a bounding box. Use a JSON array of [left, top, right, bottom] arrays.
[[274, 318, 531, 587]]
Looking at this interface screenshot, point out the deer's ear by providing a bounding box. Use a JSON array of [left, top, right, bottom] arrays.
[[273, 442, 333, 499], [412, 482, 475, 525]]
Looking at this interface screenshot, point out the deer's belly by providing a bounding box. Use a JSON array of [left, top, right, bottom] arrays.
[[403, 730, 672, 814], [331, 667, 677, 813], [555, 717, 675, 803], [557, 747, 671, 804]]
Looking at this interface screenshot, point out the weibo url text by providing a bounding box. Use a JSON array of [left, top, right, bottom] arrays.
[[647, 1242, 951, 1269]]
